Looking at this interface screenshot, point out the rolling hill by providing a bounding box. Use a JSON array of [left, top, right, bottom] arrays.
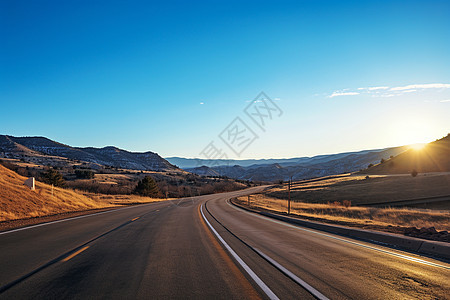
[[364, 134, 450, 174], [0, 135, 178, 172]]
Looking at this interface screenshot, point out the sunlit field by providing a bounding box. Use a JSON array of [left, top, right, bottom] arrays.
[[235, 194, 450, 233]]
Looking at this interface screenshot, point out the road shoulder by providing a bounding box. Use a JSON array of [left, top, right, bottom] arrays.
[[230, 199, 450, 261]]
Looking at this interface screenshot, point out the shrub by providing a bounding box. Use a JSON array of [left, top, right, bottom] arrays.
[[411, 169, 418, 177], [368, 163, 374, 168], [343, 200, 351, 208]]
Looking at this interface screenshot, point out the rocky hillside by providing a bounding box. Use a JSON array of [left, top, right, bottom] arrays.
[[0, 135, 178, 172]]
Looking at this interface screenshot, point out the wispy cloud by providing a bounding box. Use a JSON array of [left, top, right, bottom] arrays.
[[328, 83, 450, 99], [390, 83, 450, 91], [328, 91, 359, 98], [367, 86, 389, 91], [440, 99, 450, 103]]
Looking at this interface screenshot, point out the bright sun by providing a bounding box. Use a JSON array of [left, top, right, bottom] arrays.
[[409, 143, 426, 151]]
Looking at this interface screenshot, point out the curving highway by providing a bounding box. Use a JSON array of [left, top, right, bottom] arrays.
[[1, 187, 449, 299]]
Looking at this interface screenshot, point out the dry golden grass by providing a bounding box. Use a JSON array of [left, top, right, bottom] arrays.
[[237, 194, 450, 231], [0, 165, 163, 222], [270, 173, 450, 207], [83, 193, 170, 205], [286, 175, 381, 190]]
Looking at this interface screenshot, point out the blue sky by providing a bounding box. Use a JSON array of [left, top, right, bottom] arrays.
[[1, 0, 449, 159]]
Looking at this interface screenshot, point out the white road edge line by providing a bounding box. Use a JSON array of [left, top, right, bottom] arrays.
[[227, 200, 450, 270], [253, 248, 329, 300], [0, 203, 158, 236], [200, 204, 279, 300]]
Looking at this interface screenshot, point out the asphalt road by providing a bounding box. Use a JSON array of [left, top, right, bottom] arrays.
[[1, 187, 449, 299]]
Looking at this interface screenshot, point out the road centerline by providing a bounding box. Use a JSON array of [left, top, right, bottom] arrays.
[[62, 246, 89, 262]]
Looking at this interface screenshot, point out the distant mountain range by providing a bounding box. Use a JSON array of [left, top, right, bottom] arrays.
[[3, 134, 446, 183], [0, 135, 177, 172], [167, 148, 405, 169], [165, 157, 319, 169], [170, 147, 409, 181]]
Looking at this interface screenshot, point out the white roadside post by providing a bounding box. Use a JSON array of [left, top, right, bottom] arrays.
[[24, 177, 35, 191]]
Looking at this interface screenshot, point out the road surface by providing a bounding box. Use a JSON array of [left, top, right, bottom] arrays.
[[1, 187, 449, 299]]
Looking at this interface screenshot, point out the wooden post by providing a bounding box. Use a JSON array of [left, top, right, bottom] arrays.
[[288, 176, 291, 214]]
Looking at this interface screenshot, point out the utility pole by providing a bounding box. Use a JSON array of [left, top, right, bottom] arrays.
[[287, 176, 292, 214]]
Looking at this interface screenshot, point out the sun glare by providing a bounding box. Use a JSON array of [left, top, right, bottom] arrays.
[[409, 143, 426, 151], [386, 114, 443, 150]]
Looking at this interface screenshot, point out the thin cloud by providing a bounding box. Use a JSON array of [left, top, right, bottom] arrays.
[[328, 91, 359, 98], [368, 86, 389, 90], [357, 86, 389, 91], [390, 83, 450, 91], [440, 99, 450, 103], [329, 83, 450, 99], [199, 102, 204, 105]]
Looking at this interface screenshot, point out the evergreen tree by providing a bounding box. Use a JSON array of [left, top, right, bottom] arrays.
[[42, 168, 65, 187], [134, 176, 161, 197]]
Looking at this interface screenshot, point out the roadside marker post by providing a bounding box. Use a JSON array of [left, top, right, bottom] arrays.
[[24, 177, 35, 191], [288, 176, 292, 214]]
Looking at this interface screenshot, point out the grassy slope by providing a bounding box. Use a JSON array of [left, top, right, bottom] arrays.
[[363, 134, 450, 174], [269, 174, 450, 207], [0, 164, 113, 221]]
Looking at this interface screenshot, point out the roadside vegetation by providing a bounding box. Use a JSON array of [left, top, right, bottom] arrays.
[[0, 157, 251, 198], [235, 194, 449, 233]]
